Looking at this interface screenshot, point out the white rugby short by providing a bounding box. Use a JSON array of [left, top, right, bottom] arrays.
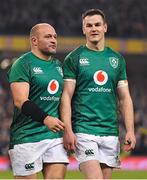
[[8, 138, 69, 176], [75, 133, 120, 168]]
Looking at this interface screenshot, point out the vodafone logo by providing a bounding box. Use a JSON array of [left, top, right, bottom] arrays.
[[93, 70, 108, 85], [47, 80, 59, 94]]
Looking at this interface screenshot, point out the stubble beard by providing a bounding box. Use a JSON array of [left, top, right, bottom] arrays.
[[41, 49, 56, 57]]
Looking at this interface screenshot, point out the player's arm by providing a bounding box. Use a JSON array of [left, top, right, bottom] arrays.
[[117, 81, 136, 151], [10, 82, 30, 108], [10, 82, 64, 132], [60, 80, 77, 152]]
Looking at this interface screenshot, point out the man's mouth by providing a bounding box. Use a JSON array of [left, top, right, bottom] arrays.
[[49, 45, 56, 49]]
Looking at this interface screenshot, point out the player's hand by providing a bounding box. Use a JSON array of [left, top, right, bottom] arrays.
[[123, 131, 136, 152], [63, 127, 77, 153], [43, 116, 65, 132]]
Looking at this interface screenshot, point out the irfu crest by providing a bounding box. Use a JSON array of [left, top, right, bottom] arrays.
[[109, 57, 118, 68]]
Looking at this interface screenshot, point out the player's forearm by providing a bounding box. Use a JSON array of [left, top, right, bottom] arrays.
[[61, 111, 72, 131], [10, 82, 30, 109], [14, 98, 30, 109], [60, 94, 73, 131], [120, 96, 135, 133]]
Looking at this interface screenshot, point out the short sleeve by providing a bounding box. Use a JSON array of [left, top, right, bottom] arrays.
[[7, 59, 30, 83], [118, 55, 127, 81], [63, 55, 77, 80]]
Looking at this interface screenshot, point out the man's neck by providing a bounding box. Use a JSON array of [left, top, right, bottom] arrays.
[[86, 40, 105, 52], [31, 50, 51, 61]]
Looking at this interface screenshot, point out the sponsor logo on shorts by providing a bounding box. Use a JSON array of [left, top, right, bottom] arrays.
[[25, 162, 35, 171], [85, 149, 94, 156]]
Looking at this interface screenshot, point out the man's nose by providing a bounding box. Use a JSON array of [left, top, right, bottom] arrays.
[[91, 25, 97, 31], [50, 38, 56, 44]]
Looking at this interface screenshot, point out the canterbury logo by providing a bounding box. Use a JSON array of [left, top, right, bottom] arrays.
[[85, 149, 94, 156], [25, 162, 35, 171], [79, 58, 89, 66], [33, 67, 43, 74]]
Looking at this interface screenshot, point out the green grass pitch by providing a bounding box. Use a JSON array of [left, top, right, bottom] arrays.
[[0, 170, 147, 179]]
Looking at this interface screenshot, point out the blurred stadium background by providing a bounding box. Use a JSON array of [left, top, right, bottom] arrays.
[[0, 0, 147, 178]]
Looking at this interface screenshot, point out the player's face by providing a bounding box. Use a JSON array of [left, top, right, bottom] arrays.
[[37, 25, 57, 56], [83, 15, 107, 44]]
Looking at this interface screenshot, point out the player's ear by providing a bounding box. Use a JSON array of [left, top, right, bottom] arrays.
[[82, 26, 86, 35], [104, 23, 107, 33], [82, 19, 86, 35], [31, 36, 38, 46]]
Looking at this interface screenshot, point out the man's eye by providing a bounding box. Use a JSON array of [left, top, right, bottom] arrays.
[[86, 24, 92, 27]]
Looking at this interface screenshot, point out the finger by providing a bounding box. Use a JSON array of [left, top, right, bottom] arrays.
[[74, 137, 77, 146], [56, 123, 64, 130], [63, 143, 68, 150], [123, 144, 131, 152], [124, 138, 135, 150], [58, 120, 65, 128], [124, 139, 131, 145], [52, 129, 57, 133], [70, 144, 76, 152], [67, 144, 72, 151], [131, 142, 135, 149], [54, 126, 62, 132]]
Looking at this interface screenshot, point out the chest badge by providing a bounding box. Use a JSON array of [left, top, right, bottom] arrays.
[[109, 57, 118, 68]]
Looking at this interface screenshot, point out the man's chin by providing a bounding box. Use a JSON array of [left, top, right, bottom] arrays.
[[42, 50, 56, 56], [50, 50, 56, 54], [91, 40, 99, 44]]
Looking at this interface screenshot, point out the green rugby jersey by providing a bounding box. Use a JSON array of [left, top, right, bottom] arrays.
[[8, 52, 63, 147], [63, 45, 127, 136]]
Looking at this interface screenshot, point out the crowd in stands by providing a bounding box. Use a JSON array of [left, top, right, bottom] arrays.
[[0, 0, 147, 38], [0, 71, 12, 155]]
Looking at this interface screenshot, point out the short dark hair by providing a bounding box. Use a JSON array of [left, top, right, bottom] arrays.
[[82, 9, 106, 23]]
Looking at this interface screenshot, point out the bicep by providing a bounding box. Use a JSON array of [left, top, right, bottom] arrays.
[[117, 84, 131, 101], [10, 82, 30, 108], [62, 80, 76, 100]]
